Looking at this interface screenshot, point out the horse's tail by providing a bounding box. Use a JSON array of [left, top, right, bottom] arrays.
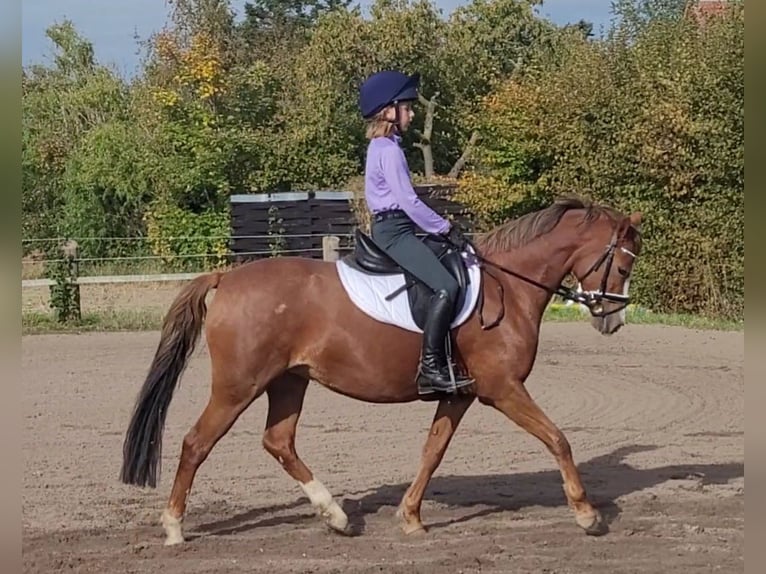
[[119, 271, 222, 488]]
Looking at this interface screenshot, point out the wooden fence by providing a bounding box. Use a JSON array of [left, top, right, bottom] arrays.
[[229, 191, 356, 262], [229, 183, 474, 262], [23, 183, 476, 321], [21, 237, 346, 289]]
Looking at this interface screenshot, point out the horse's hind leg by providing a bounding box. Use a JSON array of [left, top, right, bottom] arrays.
[[397, 395, 474, 534], [162, 369, 271, 545], [487, 380, 607, 535], [262, 373, 349, 534]]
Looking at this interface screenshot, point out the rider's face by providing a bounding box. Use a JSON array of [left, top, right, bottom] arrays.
[[385, 102, 415, 132]]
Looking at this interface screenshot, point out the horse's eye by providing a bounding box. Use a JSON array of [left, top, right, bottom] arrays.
[[618, 267, 629, 278]]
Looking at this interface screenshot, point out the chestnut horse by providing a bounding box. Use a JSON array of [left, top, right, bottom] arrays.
[[120, 197, 642, 545]]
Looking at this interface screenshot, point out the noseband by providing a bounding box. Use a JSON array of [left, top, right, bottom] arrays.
[[572, 232, 637, 317]]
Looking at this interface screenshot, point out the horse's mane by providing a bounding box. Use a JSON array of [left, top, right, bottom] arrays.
[[475, 196, 625, 255]]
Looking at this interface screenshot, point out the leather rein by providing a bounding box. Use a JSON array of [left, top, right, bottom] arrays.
[[460, 229, 637, 324]]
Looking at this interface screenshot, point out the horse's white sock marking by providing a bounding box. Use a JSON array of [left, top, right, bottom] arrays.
[[161, 509, 184, 546], [299, 478, 348, 532]]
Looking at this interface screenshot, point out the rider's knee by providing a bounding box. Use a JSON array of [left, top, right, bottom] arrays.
[[436, 280, 459, 304]]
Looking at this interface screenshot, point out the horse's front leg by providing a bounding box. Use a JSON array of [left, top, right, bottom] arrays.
[[484, 379, 607, 535], [397, 395, 475, 534]]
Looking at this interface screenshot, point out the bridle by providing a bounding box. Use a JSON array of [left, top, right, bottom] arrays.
[[572, 232, 637, 317], [462, 228, 638, 319]]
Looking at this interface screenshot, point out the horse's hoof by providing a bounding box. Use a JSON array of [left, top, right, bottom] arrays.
[[161, 509, 185, 546], [323, 508, 352, 536], [402, 522, 427, 536], [396, 507, 426, 535], [164, 533, 185, 546], [576, 510, 608, 536], [326, 521, 353, 536]]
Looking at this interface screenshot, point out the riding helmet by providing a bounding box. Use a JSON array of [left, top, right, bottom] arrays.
[[358, 70, 420, 119]]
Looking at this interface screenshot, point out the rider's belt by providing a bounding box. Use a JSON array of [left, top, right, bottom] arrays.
[[373, 209, 408, 222]]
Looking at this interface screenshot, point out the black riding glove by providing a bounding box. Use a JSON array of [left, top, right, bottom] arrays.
[[445, 224, 469, 251]]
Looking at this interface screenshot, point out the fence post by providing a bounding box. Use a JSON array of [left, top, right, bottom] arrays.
[[322, 235, 340, 262], [49, 239, 81, 322]]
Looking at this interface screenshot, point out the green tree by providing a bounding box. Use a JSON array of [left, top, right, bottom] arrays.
[[22, 21, 135, 256], [239, 0, 352, 55], [457, 0, 744, 319]]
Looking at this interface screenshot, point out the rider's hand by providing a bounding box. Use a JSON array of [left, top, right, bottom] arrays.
[[445, 224, 469, 251]]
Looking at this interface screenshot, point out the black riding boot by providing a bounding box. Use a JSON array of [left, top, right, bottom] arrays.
[[416, 290, 474, 398]]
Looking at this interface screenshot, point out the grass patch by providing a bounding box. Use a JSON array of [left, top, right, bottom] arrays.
[[544, 304, 743, 331], [21, 255, 217, 280], [22, 310, 163, 335], [23, 304, 742, 335]]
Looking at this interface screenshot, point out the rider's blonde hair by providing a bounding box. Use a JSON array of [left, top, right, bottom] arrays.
[[365, 107, 396, 139]]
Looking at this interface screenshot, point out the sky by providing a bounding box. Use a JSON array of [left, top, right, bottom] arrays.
[[22, 0, 617, 78]]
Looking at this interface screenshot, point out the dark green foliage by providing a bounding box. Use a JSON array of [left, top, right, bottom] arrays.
[[22, 0, 743, 320], [456, 1, 744, 319]]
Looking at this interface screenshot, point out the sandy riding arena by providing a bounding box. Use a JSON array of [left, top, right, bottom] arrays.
[[22, 323, 743, 573]]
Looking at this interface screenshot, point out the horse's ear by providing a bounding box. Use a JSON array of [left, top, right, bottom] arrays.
[[617, 211, 642, 239]]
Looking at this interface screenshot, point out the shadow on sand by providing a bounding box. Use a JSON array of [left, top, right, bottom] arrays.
[[193, 444, 743, 539]]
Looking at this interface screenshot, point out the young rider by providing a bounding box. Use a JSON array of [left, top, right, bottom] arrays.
[[358, 69, 473, 399]]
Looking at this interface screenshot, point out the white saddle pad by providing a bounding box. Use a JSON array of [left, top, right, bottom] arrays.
[[335, 253, 482, 333]]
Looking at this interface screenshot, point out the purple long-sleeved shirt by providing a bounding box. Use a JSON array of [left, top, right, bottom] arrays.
[[364, 135, 451, 235]]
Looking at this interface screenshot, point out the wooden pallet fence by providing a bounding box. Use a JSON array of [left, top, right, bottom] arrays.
[[229, 183, 474, 263]]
